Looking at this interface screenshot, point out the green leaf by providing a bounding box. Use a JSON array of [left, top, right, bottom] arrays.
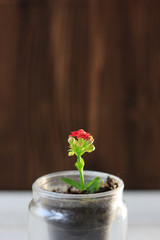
[[61, 177, 81, 190], [75, 157, 84, 171], [86, 180, 100, 193], [80, 157, 84, 166], [75, 161, 83, 171], [85, 177, 103, 193], [85, 177, 102, 188]]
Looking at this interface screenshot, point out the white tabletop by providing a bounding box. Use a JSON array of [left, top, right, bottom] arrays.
[[0, 191, 160, 240]]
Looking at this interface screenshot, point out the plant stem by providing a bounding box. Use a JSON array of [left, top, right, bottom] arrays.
[[79, 169, 84, 190], [78, 155, 85, 190]]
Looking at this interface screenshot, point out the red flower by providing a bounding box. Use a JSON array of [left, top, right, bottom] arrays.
[[70, 129, 84, 137], [77, 132, 90, 139], [70, 129, 91, 140]]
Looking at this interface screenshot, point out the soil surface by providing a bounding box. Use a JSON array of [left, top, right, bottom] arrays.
[[52, 176, 118, 194]]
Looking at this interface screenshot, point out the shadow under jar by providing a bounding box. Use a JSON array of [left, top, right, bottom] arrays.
[[28, 171, 127, 240]]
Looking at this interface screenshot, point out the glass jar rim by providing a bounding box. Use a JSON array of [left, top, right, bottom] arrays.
[[32, 170, 124, 200]]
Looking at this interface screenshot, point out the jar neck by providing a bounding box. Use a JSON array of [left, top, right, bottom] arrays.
[[32, 171, 124, 205], [33, 187, 123, 201]]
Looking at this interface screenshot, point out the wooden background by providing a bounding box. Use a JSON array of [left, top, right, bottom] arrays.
[[0, 0, 160, 190]]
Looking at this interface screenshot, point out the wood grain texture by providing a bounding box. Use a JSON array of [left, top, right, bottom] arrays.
[[0, 0, 160, 190]]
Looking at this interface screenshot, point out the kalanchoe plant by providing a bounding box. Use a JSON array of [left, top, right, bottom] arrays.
[[61, 129, 103, 193]]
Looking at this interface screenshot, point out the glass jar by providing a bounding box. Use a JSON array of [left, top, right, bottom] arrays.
[[28, 171, 127, 240]]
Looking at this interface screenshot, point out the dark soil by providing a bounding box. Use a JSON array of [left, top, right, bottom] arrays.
[[52, 176, 118, 194]]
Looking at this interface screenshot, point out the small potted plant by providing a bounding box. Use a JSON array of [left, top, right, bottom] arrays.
[[28, 129, 127, 240]]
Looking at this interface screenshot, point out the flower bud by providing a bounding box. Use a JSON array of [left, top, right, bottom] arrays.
[[68, 137, 76, 145], [68, 151, 74, 156], [86, 135, 94, 144], [76, 142, 83, 147], [86, 145, 95, 153]]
